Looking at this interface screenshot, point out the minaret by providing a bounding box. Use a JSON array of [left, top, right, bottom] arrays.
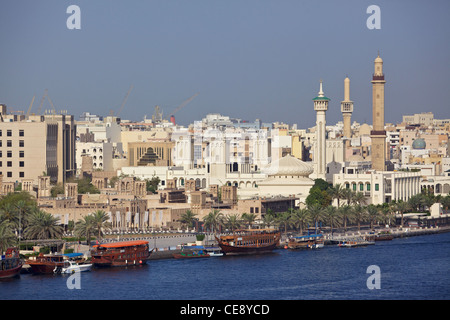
[[370, 53, 386, 171], [341, 76, 353, 156], [313, 80, 330, 179]]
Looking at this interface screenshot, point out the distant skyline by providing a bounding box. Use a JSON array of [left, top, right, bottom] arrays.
[[1, 0, 449, 127]]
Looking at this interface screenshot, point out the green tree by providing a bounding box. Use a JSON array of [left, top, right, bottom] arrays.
[[338, 205, 353, 232], [202, 209, 224, 235], [323, 205, 341, 235], [290, 208, 310, 235], [180, 209, 198, 231], [262, 212, 276, 229], [395, 201, 410, 227], [24, 209, 64, 240], [366, 204, 380, 230], [146, 176, 161, 193], [0, 220, 17, 252], [307, 203, 324, 233], [90, 210, 112, 241], [328, 183, 345, 208], [305, 179, 332, 208], [224, 213, 242, 234], [352, 204, 366, 231], [74, 215, 96, 245], [241, 212, 257, 229], [276, 211, 292, 235]]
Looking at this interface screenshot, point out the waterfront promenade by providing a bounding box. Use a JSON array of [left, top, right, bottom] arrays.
[[71, 225, 450, 260]]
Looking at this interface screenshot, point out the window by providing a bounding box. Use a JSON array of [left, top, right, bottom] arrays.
[[360, 184, 364, 191], [19, 140, 24, 147], [7, 161, 12, 167], [19, 130, 24, 137], [375, 184, 379, 191], [7, 172, 12, 177], [19, 172, 24, 178], [7, 130, 12, 137], [7, 151, 12, 158], [19, 151, 24, 158], [7, 140, 12, 147], [367, 183, 371, 191], [19, 161, 24, 167]]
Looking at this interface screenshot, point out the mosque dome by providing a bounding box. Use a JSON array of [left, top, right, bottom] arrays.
[[412, 138, 426, 150], [263, 155, 314, 177], [375, 55, 383, 63]]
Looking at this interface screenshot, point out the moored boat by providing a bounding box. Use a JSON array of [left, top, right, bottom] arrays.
[[26, 253, 65, 274], [287, 233, 324, 250], [0, 248, 23, 279], [215, 229, 281, 255], [91, 240, 152, 267], [338, 239, 375, 247], [57, 260, 92, 274], [173, 249, 210, 259]]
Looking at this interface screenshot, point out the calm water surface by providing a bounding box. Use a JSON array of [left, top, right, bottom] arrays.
[[1, 232, 449, 300]]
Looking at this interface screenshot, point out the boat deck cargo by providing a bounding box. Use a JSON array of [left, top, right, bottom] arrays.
[[91, 240, 152, 267], [216, 229, 281, 255]]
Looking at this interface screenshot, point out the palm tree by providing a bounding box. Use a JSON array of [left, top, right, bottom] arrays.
[[202, 209, 224, 235], [395, 201, 410, 227], [352, 204, 366, 231], [307, 203, 324, 234], [290, 208, 310, 235], [0, 203, 19, 229], [276, 211, 292, 235], [74, 214, 96, 245], [180, 209, 198, 231], [352, 192, 367, 206], [366, 204, 380, 230], [329, 184, 345, 208], [342, 188, 355, 206], [241, 213, 257, 229], [24, 209, 64, 240], [0, 220, 17, 253], [323, 205, 341, 235], [224, 213, 242, 234], [262, 212, 276, 229], [90, 210, 112, 241], [338, 205, 353, 232]]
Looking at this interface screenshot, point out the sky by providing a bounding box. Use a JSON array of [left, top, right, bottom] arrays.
[[0, 0, 449, 128]]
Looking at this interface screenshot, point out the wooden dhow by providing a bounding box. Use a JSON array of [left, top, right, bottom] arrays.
[[215, 229, 281, 255]]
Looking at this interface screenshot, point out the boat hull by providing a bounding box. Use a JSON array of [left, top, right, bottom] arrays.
[[0, 262, 23, 279], [173, 253, 210, 259], [28, 263, 64, 274], [61, 264, 92, 274], [218, 242, 278, 255]]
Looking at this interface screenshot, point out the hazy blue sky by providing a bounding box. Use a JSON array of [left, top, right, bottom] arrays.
[[0, 0, 449, 128]]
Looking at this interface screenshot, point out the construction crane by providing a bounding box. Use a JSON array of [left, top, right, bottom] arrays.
[[46, 93, 57, 115], [36, 89, 48, 115], [168, 92, 199, 124], [26, 95, 36, 118], [116, 85, 134, 117]]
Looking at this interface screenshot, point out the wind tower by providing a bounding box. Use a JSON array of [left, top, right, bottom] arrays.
[[313, 80, 330, 180], [370, 53, 386, 171], [341, 76, 354, 159]]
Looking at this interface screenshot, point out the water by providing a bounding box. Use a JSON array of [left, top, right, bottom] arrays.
[[1, 232, 449, 301]]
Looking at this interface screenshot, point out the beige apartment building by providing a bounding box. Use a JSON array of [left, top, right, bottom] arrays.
[[0, 106, 76, 186]]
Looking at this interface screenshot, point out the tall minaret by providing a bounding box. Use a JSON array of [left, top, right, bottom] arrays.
[[370, 53, 386, 171], [341, 77, 353, 142], [313, 80, 330, 179]]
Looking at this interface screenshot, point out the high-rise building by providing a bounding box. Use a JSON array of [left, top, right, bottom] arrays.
[[370, 53, 387, 171], [313, 80, 330, 179], [0, 109, 76, 186]]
